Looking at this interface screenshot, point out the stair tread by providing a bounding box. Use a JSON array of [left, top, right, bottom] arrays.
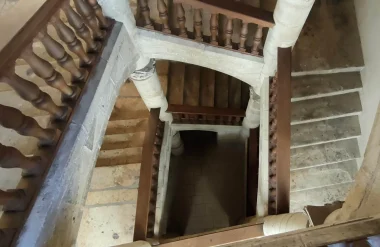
[[200, 68, 215, 107], [96, 147, 143, 167], [291, 116, 361, 148], [290, 182, 353, 212], [292, 72, 362, 101], [101, 132, 145, 150], [105, 118, 148, 135], [184, 64, 201, 106], [215, 72, 229, 108], [110, 98, 149, 121], [291, 139, 360, 170], [86, 188, 138, 206], [228, 77, 242, 109], [291, 92, 362, 124], [290, 160, 358, 192], [168, 62, 185, 105]]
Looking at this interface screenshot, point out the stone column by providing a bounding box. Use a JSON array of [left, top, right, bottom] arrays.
[[171, 131, 184, 156], [242, 87, 261, 137], [130, 57, 173, 122], [259, 0, 315, 85]]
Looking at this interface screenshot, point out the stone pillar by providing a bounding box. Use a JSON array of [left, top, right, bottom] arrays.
[[242, 87, 261, 137], [130, 57, 173, 122], [259, 0, 315, 84], [171, 131, 184, 156]]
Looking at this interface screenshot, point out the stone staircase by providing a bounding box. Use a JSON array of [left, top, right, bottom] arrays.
[[167, 62, 250, 110]]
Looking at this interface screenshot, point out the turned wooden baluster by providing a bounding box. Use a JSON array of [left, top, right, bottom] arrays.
[[252, 25, 263, 55], [37, 28, 86, 82], [194, 9, 203, 42], [210, 14, 218, 45], [62, 2, 100, 52], [1, 73, 69, 120], [21, 45, 79, 100], [50, 14, 94, 65], [139, 0, 154, 29], [0, 143, 44, 176], [87, 0, 109, 29], [176, 3, 187, 38], [0, 189, 27, 211], [74, 0, 104, 39], [239, 22, 248, 52], [157, 0, 171, 33], [0, 104, 58, 146], [225, 18, 233, 48]]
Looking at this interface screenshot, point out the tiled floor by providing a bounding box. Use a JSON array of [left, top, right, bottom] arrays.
[[166, 131, 246, 236]]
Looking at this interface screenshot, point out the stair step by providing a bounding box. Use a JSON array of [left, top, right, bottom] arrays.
[[110, 98, 149, 121], [86, 188, 138, 206], [291, 92, 362, 124], [90, 163, 141, 190], [168, 62, 185, 105], [105, 118, 148, 135], [290, 160, 357, 192], [96, 148, 143, 167], [215, 72, 229, 108], [290, 182, 353, 212], [291, 139, 360, 170], [292, 72, 362, 101], [184, 64, 201, 106], [101, 132, 145, 150], [200, 68, 215, 107], [291, 116, 361, 148], [228, 77, 242, 109]]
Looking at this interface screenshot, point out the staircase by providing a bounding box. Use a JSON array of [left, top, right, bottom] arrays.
[[167, 62, 250, 110]]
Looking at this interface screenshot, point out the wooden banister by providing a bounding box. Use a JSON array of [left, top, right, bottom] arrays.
[[268, 47, 292, 215], [134, 109, 165, 241], [173, 0, 274, 28]]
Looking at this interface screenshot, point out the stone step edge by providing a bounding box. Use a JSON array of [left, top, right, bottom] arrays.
[[291, 112, 362, 126], [290, 157, 359, 172], [291, 136, 361, 150], [290, 181, 354, 193], [291, 67, 364, 77], [291, 87, 362, 102]]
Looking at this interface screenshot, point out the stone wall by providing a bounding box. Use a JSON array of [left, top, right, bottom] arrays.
[[16, 23, 140, 247]]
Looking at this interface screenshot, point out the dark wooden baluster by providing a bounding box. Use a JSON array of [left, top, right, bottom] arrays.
[[0, 104, 58, 146], [87, 0, 109, 29], [62, 1, 100, 52], [194, 9, 203, 42], [176, 3, 187, 38], [0, 189, 27, 211], [239, 22, 248, 52], [0, 143, 44, 176], [225, 18, 233, 48], [157, 0, 171, 33], [21, 45, 79, 100], [138, 0, 154, 29], [1, 73, 69, 120], [210, 14, 218, 45], [252, 26, 263, 55], [74, 0, 104, 39], [50, 14, 94, 65], [37, 28, 86, 82]]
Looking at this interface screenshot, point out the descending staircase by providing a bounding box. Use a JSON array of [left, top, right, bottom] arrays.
[[167, 62, 250, 110]]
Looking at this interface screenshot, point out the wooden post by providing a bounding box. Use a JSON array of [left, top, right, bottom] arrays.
[[239, 22, 248, 52], [138, 0, 154, 29], [252, 25, 263, 55], [87, 0, 109, 29], [157, 0, 171, 34], [176, 3, 187, 38], [225, 18, 233, 48], [0, 189, 28, 212], [74, 0, 104, 39], [194, 9, 203, 42], [210, 14, 218, 45]]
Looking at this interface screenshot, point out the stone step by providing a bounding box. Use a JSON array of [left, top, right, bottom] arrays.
[[290, 182, 353, 213], [85, 188, 138, 206], [290, 160, 358, 192], [291, 139, 360, 170], [101, 132, 145, 150], [291, 116, 361, 149], [110, 98, 149, 121], [105, 118, 148, 135], [96, 148, 143, 167], [292, 72, 362, 101], [291, 92, 362, 125], [89, 163, 141, 190]]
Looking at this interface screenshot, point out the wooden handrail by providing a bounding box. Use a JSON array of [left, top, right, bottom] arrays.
[[268, 47, 292, 215], [167, 104, 246, 117], [173, 0, 275, 28], [134, 108, 164, 241]]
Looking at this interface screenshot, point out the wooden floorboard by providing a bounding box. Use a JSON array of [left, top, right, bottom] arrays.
[[200, 68, 215, 107], [168, 62, 185, 105], [184, 64, 201, 106], [215, 72, 229, 108], [229, 77, 242, 109]]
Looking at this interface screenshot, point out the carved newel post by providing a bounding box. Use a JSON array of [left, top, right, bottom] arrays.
[[130, 57, 173, 122]]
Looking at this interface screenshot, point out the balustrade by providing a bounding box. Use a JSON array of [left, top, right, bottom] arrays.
[[0, 0, 112, 243]]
